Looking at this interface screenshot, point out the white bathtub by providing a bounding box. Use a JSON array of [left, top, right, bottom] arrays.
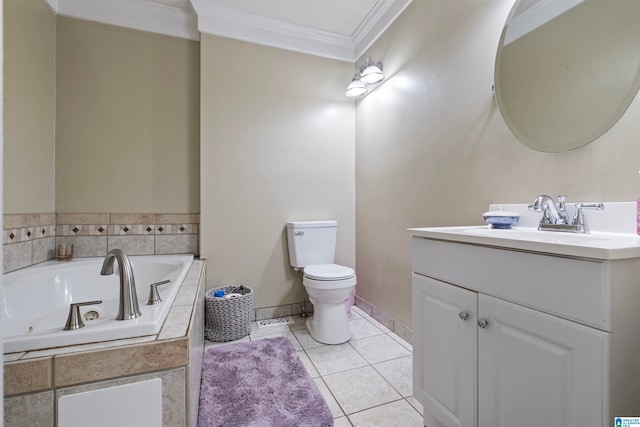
[[3, 254, 194, 353]]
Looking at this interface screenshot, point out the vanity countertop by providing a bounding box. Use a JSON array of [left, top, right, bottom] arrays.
[[408, 226, 640, 260]]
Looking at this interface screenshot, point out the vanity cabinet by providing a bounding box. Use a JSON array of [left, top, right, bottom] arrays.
[[411, 235, 640, 427]]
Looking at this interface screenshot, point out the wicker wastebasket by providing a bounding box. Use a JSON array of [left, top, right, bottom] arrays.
[[204, 285, 254, 342]]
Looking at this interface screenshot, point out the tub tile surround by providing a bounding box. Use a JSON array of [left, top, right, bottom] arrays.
[[3, 259, 206, 427], [2, 212, 200, 273]]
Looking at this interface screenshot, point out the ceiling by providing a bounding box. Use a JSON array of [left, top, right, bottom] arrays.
[[45, 0, 412, 61]]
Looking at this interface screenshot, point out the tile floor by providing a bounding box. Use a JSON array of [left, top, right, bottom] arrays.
[[204, 306, 425, 427]]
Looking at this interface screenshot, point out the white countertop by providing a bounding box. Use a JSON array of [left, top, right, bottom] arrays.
[[408, 225, 640, 260]]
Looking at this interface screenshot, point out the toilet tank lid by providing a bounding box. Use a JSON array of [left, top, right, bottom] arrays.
[[287, 220, 337, 229]]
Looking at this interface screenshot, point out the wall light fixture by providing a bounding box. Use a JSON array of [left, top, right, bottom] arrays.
[[345, 57, 385, 97]]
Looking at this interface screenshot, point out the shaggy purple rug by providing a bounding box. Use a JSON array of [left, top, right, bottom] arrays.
[[198, 337, 334, 427]]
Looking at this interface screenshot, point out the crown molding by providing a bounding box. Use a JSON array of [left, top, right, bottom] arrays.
[[353, 0, 412, 61], [55, 0, 199, 41], [46, 0, 412, 62], [191, 0, 355, 61], [43, 0, 58, 13]]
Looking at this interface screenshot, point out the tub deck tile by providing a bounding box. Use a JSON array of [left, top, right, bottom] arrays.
[[4, 357, 52, 395], [54, 338, 189, 387]]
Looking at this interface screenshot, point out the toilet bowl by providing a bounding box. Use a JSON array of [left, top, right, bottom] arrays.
[[303, 264, 356, 344], [286, 221, 357, 345]]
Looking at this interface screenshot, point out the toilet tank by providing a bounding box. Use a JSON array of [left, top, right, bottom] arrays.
[[286, 221, 337, 268]]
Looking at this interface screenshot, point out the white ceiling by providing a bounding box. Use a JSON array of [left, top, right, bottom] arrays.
[[46, 0, 412, 61]]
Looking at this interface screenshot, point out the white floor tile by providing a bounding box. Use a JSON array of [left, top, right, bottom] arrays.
[[349, 334, 411, 364], [406, 396, 424, 416], [249, 321, 292, 338], [333, 416, 353, 427], [322, 366, 402, 414], [291, 327, 327, 350], [349, 318, 385, 340], [203, 335, 249, 349], [296, 350, 320, 378], [313, 378, 345, 418], [388, 331, 413, 352], [306, 343, 369, 376], [288, 314, 310, 330], [250, 331, 302, 351], [365, 317, 391, 333], [372, 355, 413, 397], [347, 399, 423, 427], [351, 306, 370, 318]]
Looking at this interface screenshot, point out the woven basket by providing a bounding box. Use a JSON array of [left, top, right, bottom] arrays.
[[204, 285, 254, 342]]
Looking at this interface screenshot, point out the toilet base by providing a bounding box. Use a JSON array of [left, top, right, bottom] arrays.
[[306, 298, 352, 345]]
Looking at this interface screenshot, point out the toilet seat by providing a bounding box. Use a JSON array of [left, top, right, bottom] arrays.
[[304, 264, 355, 280]]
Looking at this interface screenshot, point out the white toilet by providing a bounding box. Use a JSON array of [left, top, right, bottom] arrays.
[[286, 220, 357, 344]]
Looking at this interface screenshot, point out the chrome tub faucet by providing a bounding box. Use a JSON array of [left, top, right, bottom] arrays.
[[100, 248, 142, 320]]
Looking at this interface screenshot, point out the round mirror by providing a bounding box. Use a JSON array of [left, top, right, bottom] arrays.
[[495, 0, 640, 152]]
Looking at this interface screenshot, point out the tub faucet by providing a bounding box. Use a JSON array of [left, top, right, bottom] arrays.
[[100, 248, 142, 320], [528, 194, 569, 225]]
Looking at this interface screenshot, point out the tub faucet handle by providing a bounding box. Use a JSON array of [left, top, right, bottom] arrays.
[[64, 300, 102, 331], [147, 280, 171, 305]]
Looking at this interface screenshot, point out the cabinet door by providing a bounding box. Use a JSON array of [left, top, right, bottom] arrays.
[[478, 294, 609, 427], [412, 274, 478, 427]]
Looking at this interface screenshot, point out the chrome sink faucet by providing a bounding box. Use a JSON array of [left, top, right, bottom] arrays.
[[529, 195, 604, 233], [100, 248, 142, 320], [529, 194, 569, 225]]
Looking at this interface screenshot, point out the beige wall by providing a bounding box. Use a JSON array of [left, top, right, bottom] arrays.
[[355, 0, 640, 328], [3, 0, 55, 214], [200, 34, 355, 308], [55, 17, 200, 213]]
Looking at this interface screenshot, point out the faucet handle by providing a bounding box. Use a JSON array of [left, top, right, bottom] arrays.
[[64, 300, 103, 330], [147, 280, 171, 305], [557, 195, 567, 209], [571, 203, 605, 233]]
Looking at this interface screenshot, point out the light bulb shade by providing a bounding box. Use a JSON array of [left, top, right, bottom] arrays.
[[345, 78, 367, 97], [360, 62, 384, 84]]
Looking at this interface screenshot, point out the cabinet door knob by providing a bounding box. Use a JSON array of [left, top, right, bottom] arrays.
[[459, 312, 469, 321], [477, 319, 488, 328]]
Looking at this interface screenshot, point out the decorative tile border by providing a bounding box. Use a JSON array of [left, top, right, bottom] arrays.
[[3, 213, 200, 273]]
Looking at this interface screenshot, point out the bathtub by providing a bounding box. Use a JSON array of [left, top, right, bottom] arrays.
[[3, 254, 194, 354]]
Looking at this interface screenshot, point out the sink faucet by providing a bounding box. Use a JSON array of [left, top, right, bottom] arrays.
[[529, 195, 569, 225], [100, 248, 141, 320], [529, 195, 604, 233]]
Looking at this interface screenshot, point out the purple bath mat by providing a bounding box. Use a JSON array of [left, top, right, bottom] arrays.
[[198, 336, 334, 427]]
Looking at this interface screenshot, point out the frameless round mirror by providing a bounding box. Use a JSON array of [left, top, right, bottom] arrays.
[[495, 0, 640, 152]]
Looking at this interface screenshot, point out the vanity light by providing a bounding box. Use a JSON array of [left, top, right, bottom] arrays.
[[359, 57, 384, 85], [345, 74, 368, 97], [344, 56, 385, 97]]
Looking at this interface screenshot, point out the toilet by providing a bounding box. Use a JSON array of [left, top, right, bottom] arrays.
[[286, 221, 357, 344]]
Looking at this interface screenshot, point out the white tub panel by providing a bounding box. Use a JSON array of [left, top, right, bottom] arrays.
[[58, 379, 162, 427]]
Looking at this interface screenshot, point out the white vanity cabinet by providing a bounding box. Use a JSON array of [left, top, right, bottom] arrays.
[[411, 233, 640, 427]]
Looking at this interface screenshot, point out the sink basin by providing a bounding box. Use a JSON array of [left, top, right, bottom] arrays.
[[408, 225, 640, 260]]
